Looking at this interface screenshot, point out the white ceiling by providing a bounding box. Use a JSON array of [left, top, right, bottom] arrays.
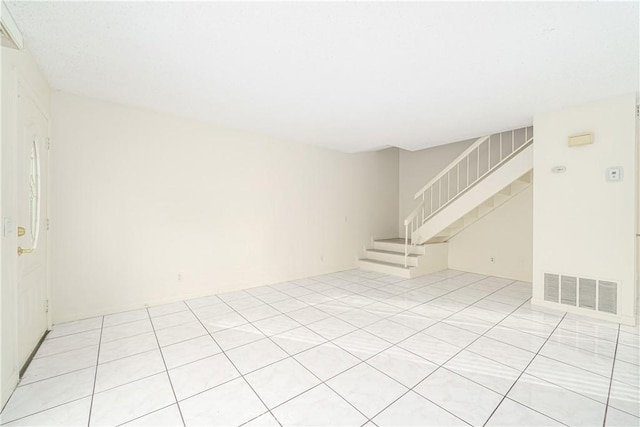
[[6, 1, 639, 152]]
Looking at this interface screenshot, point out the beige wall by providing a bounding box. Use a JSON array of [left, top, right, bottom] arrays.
[[50, 92, 399, 323], [448, 187, 533, 281], [1, 46, 51, 408], [398, 139, 474, 236], [533, 94, 637, 324]]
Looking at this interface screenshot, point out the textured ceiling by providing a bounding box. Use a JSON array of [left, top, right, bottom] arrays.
[[6, 1, 639, 152]]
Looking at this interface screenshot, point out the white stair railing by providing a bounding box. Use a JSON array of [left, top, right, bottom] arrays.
[[404, 126, 534, 266]]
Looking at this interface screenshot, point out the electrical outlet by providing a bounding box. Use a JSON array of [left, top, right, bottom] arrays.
[[490, 257, 495, 263]]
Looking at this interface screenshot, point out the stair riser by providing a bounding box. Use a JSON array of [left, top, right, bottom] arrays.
[[366, 250, 419, 267], [358, 260, 412, 278], [372, 241, 425, 255]]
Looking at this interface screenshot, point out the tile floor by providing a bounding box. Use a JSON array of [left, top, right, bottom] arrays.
[[1, 269, 638, 426]]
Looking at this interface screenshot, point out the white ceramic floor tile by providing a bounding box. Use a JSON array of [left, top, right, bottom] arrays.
[[335, 309, 381, 328], [90, 373, 175, 426], [549, 327, 617, 358], [148, 302, 188, 318], [333, 330, 392, 361], [306, 317, 357, 341], [445, 350, 520, 394], [616, 343, 640, 367], [101, 319, 153, 343], [559, 316, 619, 343], [423, 322, 480, 348], [200, 311, 247, 334], [47, 317, 103, 339], [605, 406, 640, 427], [386, 312, 437, 331], [525, 355, 611, 403], [155, 321, 208, 347], [21, 345, 98, 385], [161, 335, 222, 369], [185, 295, 222, 310], [397, 332, 462, 365], [414, 368, 503, 426], [151, 311, 197, 330], [169, 353, 239, 400], [608, 380, 640, 417], [466, 337, 534, 372], [191, 303, 234, 319], [294, 342, 360, 381], [103, 309, 149, 328], [500, 316, 556, 338], [373, 390, 467, 426], [0, 368, 95, 423], [508, 373, 606, 426], [367, 346, 438, 388], [179, 377, 267, 426], [237, 305, 282, 322], [252, 315, 301, 337], [212, 324, 265, 350], [363, 319, 416, 344], [327, 362, 408, 418], [485, 326, 546, 353], [271, 326, 326, 355], [98, 332, 159, 364], [269, 298, 308, 313], [245, 357, 320, 408], [443, 312, 494, 335], [2, 397, 91, 427], [243, 412, 280, 427], [613, 359, 639, 388], [226, 338, 288, 374], [36, 330, 101, 359], [95, 349, 166, 393], [486, 398, 563, 426], [618, 331, 640, 349], [539, 340, 614, 377], [226, 297, 266, 311], [120, 404, 184, 426], [286, 306, 331, 325], [271, 384, 367, 426]]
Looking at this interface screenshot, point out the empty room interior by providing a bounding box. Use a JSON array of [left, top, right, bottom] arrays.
[[1, 1, 639, 426]]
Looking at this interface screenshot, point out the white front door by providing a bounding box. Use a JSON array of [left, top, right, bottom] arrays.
[[16, 84, 49, 369]]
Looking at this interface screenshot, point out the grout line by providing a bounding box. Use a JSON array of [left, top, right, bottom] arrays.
[[113, 403, 176, 427], [184, 302, 284, 427], [602, 324, 621, 427], [481, 312, 568, 427], [146, 308, 187, 427], [86, 316, 105, 426]]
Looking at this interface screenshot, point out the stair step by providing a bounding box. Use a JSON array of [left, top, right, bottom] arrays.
[[373, 239, 426, 255], [366, 249, 419, 267], [358, 259, 413, 279]]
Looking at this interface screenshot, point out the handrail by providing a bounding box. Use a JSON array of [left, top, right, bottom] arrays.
[[403, 126, 533, 267], [414, 135, 489, 199]]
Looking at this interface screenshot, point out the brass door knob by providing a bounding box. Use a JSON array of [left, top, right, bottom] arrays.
[[17, 226, 25, 237]]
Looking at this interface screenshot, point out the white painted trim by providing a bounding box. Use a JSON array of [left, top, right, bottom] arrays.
[[531, 297, 636, 326], [0, 371, 18, 411], [0, 1, 23, 50]]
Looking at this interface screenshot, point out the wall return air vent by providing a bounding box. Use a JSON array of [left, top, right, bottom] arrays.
[[543, 273, 617, 315]]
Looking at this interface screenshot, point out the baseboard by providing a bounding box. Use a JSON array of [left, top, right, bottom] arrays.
[[1, 370, 19, 412], [52, 265, 358, 325], [531, 297, 636, 326]]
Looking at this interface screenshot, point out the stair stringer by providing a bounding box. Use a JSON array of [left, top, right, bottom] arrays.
[[412, 144, 533, 245]]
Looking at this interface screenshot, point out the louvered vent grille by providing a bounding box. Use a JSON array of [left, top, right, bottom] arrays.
[[598, 281, 617, 314], [578, 278, 597, 310], [543, 273, 618, 316], [560, 276, 577, 306], [544, 273, 559, 302]]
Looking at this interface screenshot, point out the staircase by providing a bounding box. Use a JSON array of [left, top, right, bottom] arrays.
[[359, 126, 533, 278]]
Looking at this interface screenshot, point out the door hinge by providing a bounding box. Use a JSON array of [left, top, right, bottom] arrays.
[[636, 105, 639, 117], [47, 138, 51, 150], [46, 218, 50, 231], [45, 300, 49, 313]]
